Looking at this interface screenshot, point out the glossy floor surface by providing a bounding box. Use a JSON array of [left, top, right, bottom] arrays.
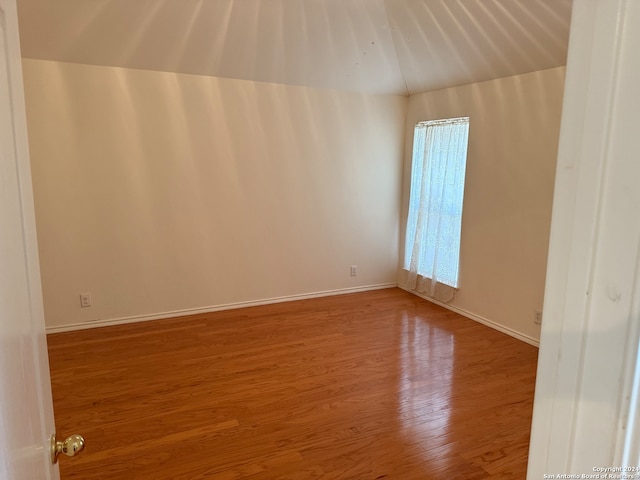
[[47, 288, 538, 479]]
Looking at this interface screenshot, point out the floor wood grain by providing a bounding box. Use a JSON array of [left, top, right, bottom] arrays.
[[47, 288, 538, 479]]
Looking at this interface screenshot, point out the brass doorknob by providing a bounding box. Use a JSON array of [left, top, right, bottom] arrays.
[[50, 433, 85, 464]]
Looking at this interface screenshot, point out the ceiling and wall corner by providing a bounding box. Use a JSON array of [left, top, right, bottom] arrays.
[[15, 0, 572, 335], [16, 0, 572, 96]]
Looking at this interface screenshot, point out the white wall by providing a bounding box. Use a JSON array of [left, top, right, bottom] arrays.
[[22, 59, 407, 329], [399, 67, 566, 343]]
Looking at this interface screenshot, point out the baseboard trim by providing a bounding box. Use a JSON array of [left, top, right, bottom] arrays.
[[46, 283, 398, 334], [398, 285, 540, 347]]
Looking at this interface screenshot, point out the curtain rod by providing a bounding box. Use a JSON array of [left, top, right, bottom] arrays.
[[416, 117, 469, 127]]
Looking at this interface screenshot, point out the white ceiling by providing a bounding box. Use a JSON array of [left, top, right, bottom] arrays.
[[16, 0, 572, 96]]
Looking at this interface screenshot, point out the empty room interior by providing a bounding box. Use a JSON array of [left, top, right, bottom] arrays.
[[15, 0, 572, 478]]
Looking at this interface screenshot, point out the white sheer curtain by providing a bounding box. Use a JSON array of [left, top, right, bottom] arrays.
[[404, 117, 469, 297]]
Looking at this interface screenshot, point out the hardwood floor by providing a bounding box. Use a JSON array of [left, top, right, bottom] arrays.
[[47, 288, 538, 479]]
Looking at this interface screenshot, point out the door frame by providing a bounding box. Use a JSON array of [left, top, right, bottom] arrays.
[[528, 0, 640, 475]]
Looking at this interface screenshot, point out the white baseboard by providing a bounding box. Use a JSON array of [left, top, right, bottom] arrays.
[[46, 283, 398, 334], [398, 285, 540, 347]]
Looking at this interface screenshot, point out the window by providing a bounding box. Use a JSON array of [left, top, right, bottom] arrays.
[[404, 117, 469, 290]]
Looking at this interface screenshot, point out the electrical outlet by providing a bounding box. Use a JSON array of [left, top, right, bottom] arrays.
[[80, 293, 92, 308], [534, 310, 542, 325], [350, 265, 357, 276]]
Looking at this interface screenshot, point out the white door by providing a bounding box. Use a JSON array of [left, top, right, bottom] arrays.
[[0, 0, 59, 478]]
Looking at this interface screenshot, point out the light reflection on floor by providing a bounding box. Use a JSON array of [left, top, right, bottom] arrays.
[[397, 311, 455, 470]]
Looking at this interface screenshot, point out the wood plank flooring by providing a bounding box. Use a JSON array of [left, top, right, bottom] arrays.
[[47, 288, 538, 479]]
